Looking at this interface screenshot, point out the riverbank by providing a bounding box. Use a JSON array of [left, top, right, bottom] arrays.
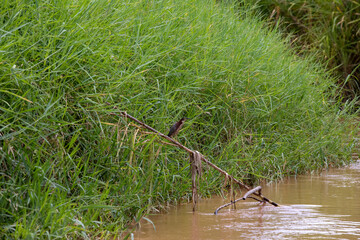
[[0, 0, 355, 238]]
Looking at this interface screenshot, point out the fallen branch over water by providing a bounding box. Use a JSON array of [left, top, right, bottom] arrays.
[[214, 186, 264, 214], [214, 196, 263, 215], [107, 103, 279, 213], [242, 186, 262, 200]]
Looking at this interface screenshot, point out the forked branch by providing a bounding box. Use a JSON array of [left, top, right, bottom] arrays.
[[106, 104, 279, 212], [214, 186, 265, 214]]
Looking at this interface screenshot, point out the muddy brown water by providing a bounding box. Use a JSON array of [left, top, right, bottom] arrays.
[[135, 161, 360, 240]]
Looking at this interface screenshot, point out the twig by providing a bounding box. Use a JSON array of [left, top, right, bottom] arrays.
[[214, 195, 264, 215], [214, 186, 264, 214]]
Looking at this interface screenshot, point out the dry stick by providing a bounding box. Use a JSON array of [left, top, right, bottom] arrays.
[[242, 186, 262, 200], [214, 186, 264, 215], [107, 107, 279, 208], [190, 152, 196, 211], [214, 196, 263, 215], [230, 178, 235, 210], [190, 151, 202, 212]]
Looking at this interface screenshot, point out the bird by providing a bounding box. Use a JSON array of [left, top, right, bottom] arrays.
[[167, 117, 189, 138]]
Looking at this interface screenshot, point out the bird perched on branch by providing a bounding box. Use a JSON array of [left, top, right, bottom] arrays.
[[167, 117, 189, 138]]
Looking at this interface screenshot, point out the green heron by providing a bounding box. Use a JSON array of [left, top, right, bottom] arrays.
[[167, 117, 189, 138]]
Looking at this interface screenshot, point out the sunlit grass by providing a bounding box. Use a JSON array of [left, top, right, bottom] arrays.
[[0, 0, 355, 238]]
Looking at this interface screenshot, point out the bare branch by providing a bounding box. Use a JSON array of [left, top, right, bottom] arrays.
[[106, 103, 279, 210], [242, 186, 262, 200]]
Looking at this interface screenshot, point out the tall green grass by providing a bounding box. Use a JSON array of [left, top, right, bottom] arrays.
[[248, 0, 360, 100], [0, 0, 354, 238]]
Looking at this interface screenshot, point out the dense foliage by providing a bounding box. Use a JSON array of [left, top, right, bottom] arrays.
[[0, 0, 353, 238], [249, 0, 360, 100]]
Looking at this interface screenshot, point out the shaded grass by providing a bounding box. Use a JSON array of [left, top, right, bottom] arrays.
[[0, 0, 355, 238], [247, 0, 360, 101]]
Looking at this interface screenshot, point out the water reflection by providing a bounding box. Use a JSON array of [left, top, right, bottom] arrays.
[[136, 161, 360, 240]]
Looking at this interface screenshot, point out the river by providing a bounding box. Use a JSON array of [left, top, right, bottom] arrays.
[[135, 160, 360, 239]]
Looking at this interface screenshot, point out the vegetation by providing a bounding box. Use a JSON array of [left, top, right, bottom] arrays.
[[0, 0, 354, 238], [247, 0, 360, 101]]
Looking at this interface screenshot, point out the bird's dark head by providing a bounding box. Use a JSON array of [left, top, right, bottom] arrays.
[[167, 117, 190, 137]]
